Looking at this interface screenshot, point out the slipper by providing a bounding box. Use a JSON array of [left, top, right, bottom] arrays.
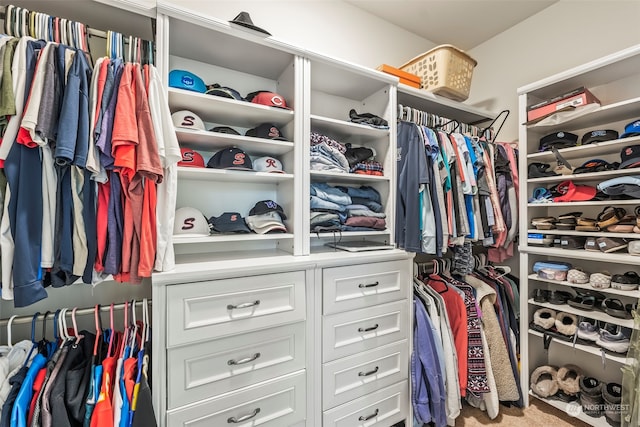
[[596, 206, 627, 229], [601, 298, 632, 319], [605, 224, 635, 233], [636, 206, 640, 227], [556, 223, 576, 231], [558, 212, 582, 224], [530, 365, 560, 398], [575, 225, 600, 232], [555, 312, 578, 336], [596, 237, 628, 253], [533, 307, 556, 329], [557, 364, 584, 395], [560, 236, 586, 249], [611, 272, 639, 291], [577, 217, 597, 227], [584, 237, 599, 252]]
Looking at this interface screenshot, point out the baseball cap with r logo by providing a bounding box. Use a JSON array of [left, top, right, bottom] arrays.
[[254, 156, 284, 173]]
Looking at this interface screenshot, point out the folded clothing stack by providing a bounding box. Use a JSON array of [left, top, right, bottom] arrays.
[[310, 183, 385, 232], [310, 132, 350, 173]]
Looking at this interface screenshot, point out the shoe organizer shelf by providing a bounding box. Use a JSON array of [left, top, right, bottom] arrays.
[[518, 45, 640, 424]]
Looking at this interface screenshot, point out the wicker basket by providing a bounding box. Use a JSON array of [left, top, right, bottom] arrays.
[[400, 44, 477, 102]]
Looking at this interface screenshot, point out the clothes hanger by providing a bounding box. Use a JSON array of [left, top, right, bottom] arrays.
[[6, 314, 17, 348], [72, 307, 85, 346], [22, 311, 41, 368], [479, 109, 510, 143]]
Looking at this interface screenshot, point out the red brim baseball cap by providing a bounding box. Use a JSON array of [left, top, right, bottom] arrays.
[[553, 180, 597, 202]]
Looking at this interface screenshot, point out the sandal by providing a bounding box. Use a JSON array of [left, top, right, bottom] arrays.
[[611, 272, 639, 291], [548, 290, 574, 305], [601, 298, 632, 319], [558, 212, 582, 224], [596, 206, 627, 229], [635, 206, 640, 227], [532, 216, 557, 230], [575, 217, 599, 232], [567, 294, 600, 311]]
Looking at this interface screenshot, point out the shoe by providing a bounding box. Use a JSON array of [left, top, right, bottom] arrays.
[[580, 376, 604, 417], [547, 290, 574, 305], [603, 382, 622, 427], [555, 312, 578, 336], [530, 365, 559, 398], [533, 289, 549, 303], [611, 271, 640, 291], [584, 237, 599, 251], [532, 216, 557, 230], [558, 212, 582, 224], [596, 206, 627, 229], [577, 318, 599, 342], [596, 324, 631, 353], [533, 308, 556, 330], [557, 364, 583, 396], [561, 236, 586, 249], [590, 272, 612, 289], [596, 237, 628, 253], [601, 298, 632, 319], [567, 268, 589, 284]]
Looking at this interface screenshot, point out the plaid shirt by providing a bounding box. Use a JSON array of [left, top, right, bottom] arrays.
[[350, 161, 384, 173]]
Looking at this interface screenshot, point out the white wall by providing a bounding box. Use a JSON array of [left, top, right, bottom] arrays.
[[166, 0, 437, 70], [467, 0, 640, 142]]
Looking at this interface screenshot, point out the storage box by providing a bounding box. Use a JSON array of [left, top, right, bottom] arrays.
[[526, 86, 600, 123], [376, 64, 421, 88], [399, 44, 477, 102], [532, 261, 571, 281]]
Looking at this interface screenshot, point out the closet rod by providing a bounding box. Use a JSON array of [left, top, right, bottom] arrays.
[[0, 299, 152, 327], [0, 6, 148, 40]]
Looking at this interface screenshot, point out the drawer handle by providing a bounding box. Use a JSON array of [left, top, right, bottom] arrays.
[[358, 408, 379, 421], [358, 281, 379, 288], [358, 366, 379, 377], [228, 352, 261, 366], [227, 300, 260, 310], [358, 324, 379, 333], [227, 408, 261, 423]]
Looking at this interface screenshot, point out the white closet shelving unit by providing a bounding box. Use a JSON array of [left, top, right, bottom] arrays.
[[518, 45, 640, 426]]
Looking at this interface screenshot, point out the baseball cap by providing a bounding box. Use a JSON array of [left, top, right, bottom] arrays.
[[539, 131, 578, 152], [205, 84, 246, 101], [619, 145, 640, 169], [169, 70, 206, 93], [246, 123, 287, 140], [171, 110, 205, 130], [229, 11, 272, 36], [246, 211, 287, 234], [254, 156, 284, 173], [173, 207, 211, 236], [553, 180, 597, 202], [249, 200, 287, 219], [207, 147, 253, 170], [581, 129, 619, 145], [210, 126, 241, 135], [246, 90, 291, 110], [178, 148, 205, 168], [620, 119, 640, 139], [209, 212, 251, 233], [573, 158, 618, 174]]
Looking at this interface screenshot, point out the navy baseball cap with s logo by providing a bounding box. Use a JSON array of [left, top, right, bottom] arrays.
[[207, 147, 254, 170]]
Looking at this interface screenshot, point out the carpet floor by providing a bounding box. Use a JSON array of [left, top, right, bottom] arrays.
[[455, 400, 592, 426]]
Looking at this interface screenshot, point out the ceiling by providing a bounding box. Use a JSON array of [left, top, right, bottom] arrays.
[[344, 0, 558, 50]]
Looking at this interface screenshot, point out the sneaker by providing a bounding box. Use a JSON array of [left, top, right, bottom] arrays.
[[577, 318, 599, 342], [580, 376, 604, 417], [603, 382, 622, 427], [596, 324, 631, 353]]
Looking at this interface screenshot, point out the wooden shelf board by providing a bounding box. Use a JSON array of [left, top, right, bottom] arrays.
[[528, 299, 635, 329], [168, 88, 294, 128], [521, 246, 640, 265], [527, 274, 640, 299], [178, 167, 294, 182], [175, 129, 294, 156], [527, 166, 640, 184]]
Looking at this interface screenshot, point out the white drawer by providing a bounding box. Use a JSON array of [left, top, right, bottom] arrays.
[[166, 371, 306, 427], [323, 300, 408, 362], [167, 322, 306, 409], [322, 260, 409, 315], [322, 340, 408, 410], [323, 381, 408, 427], [166, 271, 306, 347]]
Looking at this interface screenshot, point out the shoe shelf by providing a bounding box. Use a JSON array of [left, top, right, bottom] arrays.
[[175, 128, 295, 156], [177, 167, 294, 183], [528, 330, 628, 364], [528, 299, 635, 329], [528, 274, 640, 299], [528, 199, 640, 208], [526, 96, 640, 132], [168, 88, 294, 128], [522, 246, 640, 265], [528, 391, 613, 427], [173, 233, 295, 245], [527, 135, 640, 162], [527, 166, 640, 184], [527, 229, 640, 240]]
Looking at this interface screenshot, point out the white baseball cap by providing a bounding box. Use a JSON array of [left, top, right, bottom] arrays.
[[246, 211, 287, 234], [173, 207, 211, 236], [253, 156, 284, 173], [171, 110, 205, 131]]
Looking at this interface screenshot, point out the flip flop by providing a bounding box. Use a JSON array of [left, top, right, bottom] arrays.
[[601, 298, 632, 319]]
